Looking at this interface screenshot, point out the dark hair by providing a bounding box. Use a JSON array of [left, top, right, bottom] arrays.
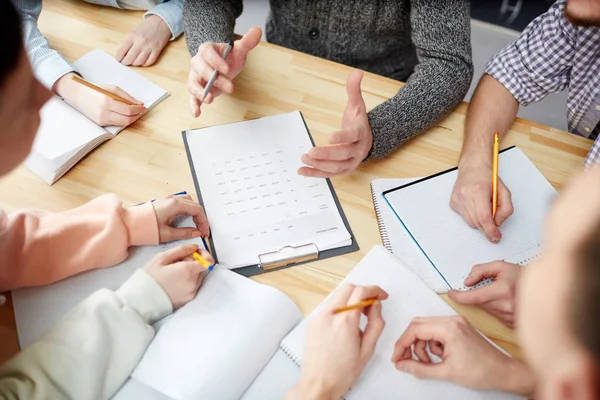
[[572, 217, 600, 375], [0, 1, 23, 87]]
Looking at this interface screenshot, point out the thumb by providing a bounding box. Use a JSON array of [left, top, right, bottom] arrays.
[[235, 27, 262, 54], [395, 359, 448, 380], [346, 70, 366, 111]]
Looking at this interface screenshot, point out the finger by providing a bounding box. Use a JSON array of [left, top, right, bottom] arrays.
[[463, 262, 505, 286], [144, 50, 160, 67], [494, 181, 514, 227], [235, 26, 262, 54], [430, 341, 444, 358], [346, 285, 389, 306], [345, 70, 366, 112], [169, 199, 210, 236], [172, 193, 193, 201], [464, 200, 481, 230], [158, 244, 200, 265], [132, 48, 152, 67], [200, 44, 230, 75], [107, 100, 146, 116], [121, 44, 142, 66], [301, 154, 356, 174], [447, 281, 507, 306], [395, 359, 448, 381], [108, 112, 141, 127], [116, 37, 134, 62], [327, 283, 357, 309], [192, 59, 234, 94], [392, 317, 448, 363], [190, 94, 201, 118], [360, 301, 385, 362], [308, 144, 356, 161], [198, 249, 215, 266], [329, 127, 362, 145], [188, 68, 226, 101], [472, 195, 502, 243], [297, 166, 353, 178], [103, 85, 144, 105], [414, 340, 431, 363], [162, 227, 204, 242]]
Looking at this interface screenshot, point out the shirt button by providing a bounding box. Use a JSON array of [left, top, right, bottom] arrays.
[[585, 127, 592, 133], [308, 28, 320, 40]]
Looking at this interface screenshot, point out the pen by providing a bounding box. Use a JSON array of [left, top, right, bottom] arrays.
[[492, 132, 500, 218], [71, 75, 142, 106], [193, 251, 214, 271], [202, 41, 234, 101], [333, 298, 380, 314]]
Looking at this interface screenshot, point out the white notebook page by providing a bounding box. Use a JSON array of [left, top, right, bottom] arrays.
[[185, 111, 351, 268], [131, 265, 303, 400], [279, 246, 524, 400], [371, 178, 449, 292], [383, 148, 555, 288]]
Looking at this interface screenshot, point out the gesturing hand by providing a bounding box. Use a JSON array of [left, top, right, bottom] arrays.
[[392, 316, 535, 396], [145, 243, 214, 309], [286, 284, 388, 400], [298, 70, 373, 178], [188, 27, 262, 117], [151, 194, 210, 242], [450, 163, 514, 243], [448, 261, 521, 328], [116, 15, 172, 67]]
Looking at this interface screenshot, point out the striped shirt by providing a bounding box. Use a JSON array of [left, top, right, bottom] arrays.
[[12, 0, 183, 89], [485, 0, 600, 166]]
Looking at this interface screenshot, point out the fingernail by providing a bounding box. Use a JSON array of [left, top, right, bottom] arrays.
[[192, 231, 202, 238], [492, 237, 500, 243]]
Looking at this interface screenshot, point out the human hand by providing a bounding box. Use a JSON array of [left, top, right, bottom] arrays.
[[151, 194, 210, 242], [145, 243, 214, 309], [392, 316, 535, 396], [448, 261, 521, 328], [298, 70, 373, 178], [286, 284, 388, 400], [450, 163, 514, 243], [54, 73, 146, 127], [116, 15, 172, 67], [188, 27, 262, 117]]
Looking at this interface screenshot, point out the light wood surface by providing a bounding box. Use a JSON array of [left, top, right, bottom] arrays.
[[0, 0, 592, 365]]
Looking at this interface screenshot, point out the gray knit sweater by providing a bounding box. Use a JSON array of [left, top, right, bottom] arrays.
[[183, 0, 473, 160]]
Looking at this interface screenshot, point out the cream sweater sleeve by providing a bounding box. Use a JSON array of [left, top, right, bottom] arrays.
[[0, 269, 172, 400]]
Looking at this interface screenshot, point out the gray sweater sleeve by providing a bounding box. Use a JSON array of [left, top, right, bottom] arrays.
[[366, 0, 473, 160], [182, 0, 242, 55]]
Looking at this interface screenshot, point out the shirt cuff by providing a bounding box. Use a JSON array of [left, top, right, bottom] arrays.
[[34, 54, 75, 90], [144, 3, 183, 40], [117, 269, 173, 325], [123, 202, 160, 246]]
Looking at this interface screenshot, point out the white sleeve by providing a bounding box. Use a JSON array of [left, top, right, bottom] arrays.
[[0, 269, 172, 400]]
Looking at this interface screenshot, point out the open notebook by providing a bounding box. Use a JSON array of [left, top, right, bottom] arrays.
[[25, 49, 169, 184], [381, 147, 552, 292], [13, 241, 524, 399], [183, 111, 357, 276]]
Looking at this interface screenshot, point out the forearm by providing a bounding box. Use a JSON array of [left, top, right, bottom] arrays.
[[182, 0, 242, 55], [367, 58, 472, 160], [0, 270, 172, 400], [459, 74, 519, 170], [0, 194, 159, 291], [496, 359, 537, 397]]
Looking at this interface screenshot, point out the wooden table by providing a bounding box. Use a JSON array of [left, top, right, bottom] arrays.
[[0, 0, 592, 365]]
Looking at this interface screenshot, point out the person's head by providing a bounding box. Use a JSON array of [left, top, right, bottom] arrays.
[[566, 0, 600, 27], [518, 166, 600, 399], [0, 1, 52, 178]]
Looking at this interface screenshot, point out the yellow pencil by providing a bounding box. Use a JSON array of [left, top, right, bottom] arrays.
[[492, 132, 500, 218], [71, 75, 142, 106], [333, 298, 379, 314], [192, 251, 213, 271]]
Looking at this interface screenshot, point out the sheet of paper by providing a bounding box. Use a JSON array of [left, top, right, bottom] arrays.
[[30, 96, 108, 161], [12, 216, 206, 348], [371, 178, 449, 292], [74, 49, 169, 135], [185, 111, 351, 268], [130, 265, 303, 400], [383, 148, 555, 288], [278, 246, 524, 400]]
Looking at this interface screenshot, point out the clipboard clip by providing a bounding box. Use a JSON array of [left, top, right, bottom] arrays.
[[258, 243, 319, 271]]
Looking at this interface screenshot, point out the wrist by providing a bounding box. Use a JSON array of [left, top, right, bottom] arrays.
[[498, 359, 537, 397], [286, 379, 338, 400], [52, 72, 77, 98], [457, 151, 492, 172]]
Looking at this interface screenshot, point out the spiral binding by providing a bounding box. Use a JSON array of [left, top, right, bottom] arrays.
[[279, 343, 301, 367], [371, 184, 392, 251], [516, 253, 541, 266]]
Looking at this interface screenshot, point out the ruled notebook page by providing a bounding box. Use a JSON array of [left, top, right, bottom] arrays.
[[383, 148, 555, 288]]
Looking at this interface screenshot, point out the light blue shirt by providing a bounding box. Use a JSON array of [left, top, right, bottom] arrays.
[[12, 0, 183, 89]]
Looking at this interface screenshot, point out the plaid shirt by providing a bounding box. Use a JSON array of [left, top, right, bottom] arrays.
[[485, 0, 600, 166]]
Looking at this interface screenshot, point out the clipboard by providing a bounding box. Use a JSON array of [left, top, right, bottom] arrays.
[[182, 111, 359, 277]]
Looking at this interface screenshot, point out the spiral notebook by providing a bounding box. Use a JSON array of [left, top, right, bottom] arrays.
[[374, 147, 550, 293]]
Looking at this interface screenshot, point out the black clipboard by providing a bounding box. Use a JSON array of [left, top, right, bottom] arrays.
[[182, 111, 359, 277]]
